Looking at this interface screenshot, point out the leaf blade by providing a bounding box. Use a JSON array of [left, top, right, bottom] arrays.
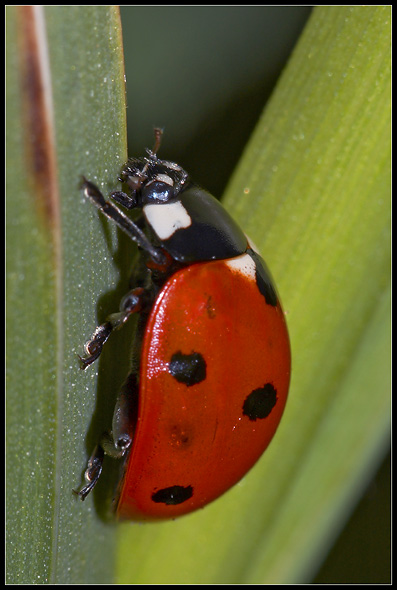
[[6, 6, 127, 583]]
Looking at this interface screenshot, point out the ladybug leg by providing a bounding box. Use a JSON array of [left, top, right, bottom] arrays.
[[109, 190, 136, 209], [81, 177, 165, 265], [79, 286, 149, 370], [73, 443, 104, 500], [106, 372, 139, 458], [74, 373, 139, 500]]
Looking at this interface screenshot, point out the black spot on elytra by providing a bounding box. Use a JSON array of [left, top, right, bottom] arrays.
[[169, 351, 207, 386], [247, 249, 278, 307], [243, 383, 277, 421], [151, 485, 193, 505]]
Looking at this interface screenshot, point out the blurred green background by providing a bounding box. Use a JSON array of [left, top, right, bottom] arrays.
[[120, 7, 390, 583], [121, 6, 312, 197]]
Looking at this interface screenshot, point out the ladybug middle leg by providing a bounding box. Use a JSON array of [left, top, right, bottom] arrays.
[[78, 286, 150, 369]]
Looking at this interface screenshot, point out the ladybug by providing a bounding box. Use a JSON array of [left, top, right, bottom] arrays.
[[74, 129, 291, 520]]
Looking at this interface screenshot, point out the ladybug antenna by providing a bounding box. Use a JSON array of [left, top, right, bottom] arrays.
[[141, 127, 164, 176], [152, 127, 163, 156]]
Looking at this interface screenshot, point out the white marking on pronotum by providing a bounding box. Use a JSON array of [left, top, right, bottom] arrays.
[[245, 233, 260, 255], [226, 253, 256, 281], [147, 173, 174, 186], [144, 202, 192, 240]]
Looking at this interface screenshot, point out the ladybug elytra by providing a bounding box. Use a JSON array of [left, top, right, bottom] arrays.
[[74, 129, 291, 521]]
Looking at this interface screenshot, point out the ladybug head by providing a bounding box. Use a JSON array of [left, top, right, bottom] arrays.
[[118, 129, 189, 207]]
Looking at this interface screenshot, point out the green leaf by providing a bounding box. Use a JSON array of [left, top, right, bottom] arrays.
[[6, 6, 127, 583], [116, 6, 390, 584]]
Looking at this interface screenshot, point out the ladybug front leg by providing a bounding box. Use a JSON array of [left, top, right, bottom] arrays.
[[82, 178, 165, 265], [79, 287, 149, 369]]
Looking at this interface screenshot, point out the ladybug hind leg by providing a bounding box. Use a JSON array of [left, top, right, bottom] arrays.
[[73, 431, 128, 501], [73, 442, 104, 500], [74, 372, 139, 500]]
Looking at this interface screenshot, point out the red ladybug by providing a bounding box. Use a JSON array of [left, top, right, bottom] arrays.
[[75, 129, 291, 520]]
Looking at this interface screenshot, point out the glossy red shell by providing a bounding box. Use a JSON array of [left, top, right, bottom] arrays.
[[116, 256, 291, 520]]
